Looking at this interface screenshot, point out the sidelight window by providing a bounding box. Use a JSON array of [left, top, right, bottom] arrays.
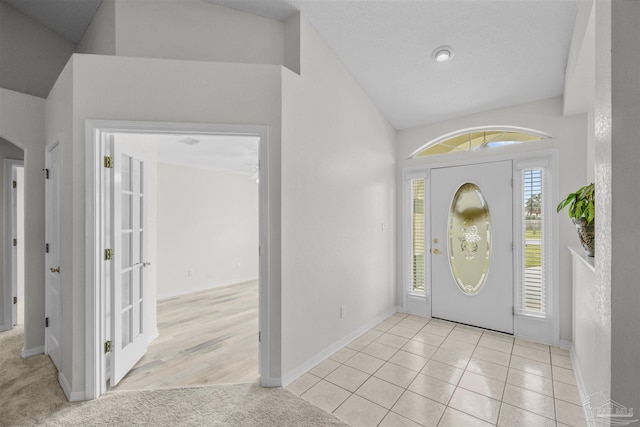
[[410, 178, 425, 293], [520, 168, 546, 316]]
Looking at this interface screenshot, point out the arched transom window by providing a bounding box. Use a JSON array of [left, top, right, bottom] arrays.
[[412, 127, 552, 158]]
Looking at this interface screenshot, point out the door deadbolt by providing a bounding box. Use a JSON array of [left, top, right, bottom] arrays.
[[432, 248, 441, 255]]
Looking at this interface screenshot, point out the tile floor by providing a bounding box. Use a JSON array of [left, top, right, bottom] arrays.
[[286, 313, 587, 427]]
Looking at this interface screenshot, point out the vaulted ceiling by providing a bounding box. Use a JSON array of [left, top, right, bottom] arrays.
[[4, 0, 579, 130]]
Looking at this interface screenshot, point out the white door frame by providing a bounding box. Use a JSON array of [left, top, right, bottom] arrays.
[[2, 159, 24, 331], [402, 147, 559, 345], [85, 120, 272, 399]]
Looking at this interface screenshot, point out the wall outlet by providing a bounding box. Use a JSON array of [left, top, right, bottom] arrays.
[[340, 305, 346, 319]]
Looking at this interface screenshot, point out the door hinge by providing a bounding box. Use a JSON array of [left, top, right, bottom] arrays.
[[45, 317, 49, 328], [105, 248, 114, 260], [43, 168, 50, 179], [104, 156, 114, 169], [512, 306, 515, 316], [45, 243, 50, 253], [13, 296, 17, 304], [258, 331, 261, 342], [104, 340, 113, 353], [12, 238, 17, 247], [12, 180, 16, 189]]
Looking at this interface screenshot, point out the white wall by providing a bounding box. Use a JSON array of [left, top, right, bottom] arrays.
[[0, 88, 47, 353], [76, 0, 115, 55], [607, 0, 640, 414], [0, 1, 75, 98], [156, 163, 258, 299], [0, 138, 24, 329], [570, 250, 605, 407], [397, 96, 588, 343], [46, 53, 282, 396], [114, 0, 284, 66], [281, 15, 397, 379], [563, 0, 595, 117]]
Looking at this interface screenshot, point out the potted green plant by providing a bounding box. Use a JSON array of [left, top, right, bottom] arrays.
[[557, 183, 595, 257]]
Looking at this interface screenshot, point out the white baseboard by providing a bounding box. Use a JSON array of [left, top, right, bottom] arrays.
[[59, 372, 85, 401], [21, 345, 44, 358], [281, 305, 401, 386], [568, 341, 596, 427], [147, 328, 159, 345]]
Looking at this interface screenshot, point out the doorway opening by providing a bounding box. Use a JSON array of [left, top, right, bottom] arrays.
[[85, 121, 271, 400]]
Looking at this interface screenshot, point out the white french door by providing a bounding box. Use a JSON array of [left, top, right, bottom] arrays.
[[430, 161, 514, 333], [45, 143, 62, 370], [109, 140, 150, 386]]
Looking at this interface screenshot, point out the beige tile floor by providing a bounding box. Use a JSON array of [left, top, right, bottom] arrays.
[[287, 313, 587, 427]]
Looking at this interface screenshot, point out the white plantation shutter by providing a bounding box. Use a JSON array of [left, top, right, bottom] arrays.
[[521, 168, 545, 316], [411, 179, 425, 293]]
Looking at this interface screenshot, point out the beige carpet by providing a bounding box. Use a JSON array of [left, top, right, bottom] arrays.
[[0, 327, 349, 426]]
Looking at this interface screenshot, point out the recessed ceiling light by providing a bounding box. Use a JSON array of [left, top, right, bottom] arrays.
[[178, 137, 200, 145], [432, 46, 454, 62]]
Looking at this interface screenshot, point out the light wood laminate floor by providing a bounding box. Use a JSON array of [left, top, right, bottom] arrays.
[[113, 280, 259, 391]]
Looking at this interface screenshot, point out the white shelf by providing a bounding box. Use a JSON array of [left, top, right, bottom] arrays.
[[568, 246, 595, 273]]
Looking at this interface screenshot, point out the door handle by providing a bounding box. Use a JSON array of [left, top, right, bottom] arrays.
[[142, 261, 151, 268], [432, 248, 441, 255], [50, 266, 60, 273]]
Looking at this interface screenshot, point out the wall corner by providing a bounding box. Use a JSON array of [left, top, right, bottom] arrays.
[[283, 13, 301, 75]]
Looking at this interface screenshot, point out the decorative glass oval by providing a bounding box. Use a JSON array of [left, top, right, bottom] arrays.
[[448, 183, 491, 295]]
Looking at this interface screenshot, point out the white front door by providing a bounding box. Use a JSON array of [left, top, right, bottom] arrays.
[[110, 140, 150, 386], [45, 143, 62, 370], [430, 161, 514, 333]]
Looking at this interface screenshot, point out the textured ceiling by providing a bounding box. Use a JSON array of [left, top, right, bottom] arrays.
[[154, 133, 259, 176], [209, 0, 580, 129], [6, 0, 579, 130]]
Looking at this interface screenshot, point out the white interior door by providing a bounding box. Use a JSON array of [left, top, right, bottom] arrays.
[[16, 166, 24, 326], [10, 164, 19, 326], [45, 143, 62, 370], [110, 140, 149, 386], [431, 161, 514, 334]]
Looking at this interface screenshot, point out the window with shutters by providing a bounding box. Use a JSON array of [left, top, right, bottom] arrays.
[[520, 167, 546, 316], [410, 178, 425, 293]]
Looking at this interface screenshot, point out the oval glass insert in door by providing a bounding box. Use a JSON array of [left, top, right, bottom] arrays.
[[448, 183, 491, 294]]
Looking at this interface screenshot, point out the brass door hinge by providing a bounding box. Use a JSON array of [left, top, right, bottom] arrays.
[[104, 340, 113, 353], [104, 156, 114, 169]]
